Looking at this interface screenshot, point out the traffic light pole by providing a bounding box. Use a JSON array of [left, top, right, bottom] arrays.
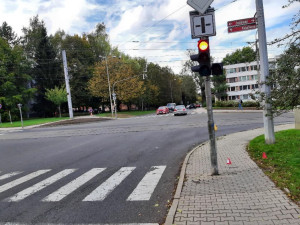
[[205, 75, 219, 175]]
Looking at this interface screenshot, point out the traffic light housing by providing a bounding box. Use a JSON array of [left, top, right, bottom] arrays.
[[190, 38, 211, 76], [211, 63, 223, 75]]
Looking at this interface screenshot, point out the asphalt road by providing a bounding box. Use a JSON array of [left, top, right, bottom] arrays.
[[0, 110, 294, 224]]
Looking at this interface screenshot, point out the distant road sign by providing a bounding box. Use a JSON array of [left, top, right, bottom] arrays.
[[187, 0, 214, 14], [227, 17, 256, 27], [228, 24, 257, 33], [190, 11, 216, 38]]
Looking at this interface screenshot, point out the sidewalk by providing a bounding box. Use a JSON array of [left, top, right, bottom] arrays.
[[166, 124, 300, 225]]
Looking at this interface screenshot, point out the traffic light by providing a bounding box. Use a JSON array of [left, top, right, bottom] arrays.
[[211, 63, 223, 75], [190, 38, 211, 76]]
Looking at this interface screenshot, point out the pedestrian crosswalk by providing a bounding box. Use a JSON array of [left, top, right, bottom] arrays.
[[0, 166, 166, 202]]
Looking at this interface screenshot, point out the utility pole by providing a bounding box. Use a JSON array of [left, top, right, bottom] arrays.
[[256, 0, 275, 144], [104, 57, 114, 118], [205, 76, 219, 175], [62, 50, 74, 119]]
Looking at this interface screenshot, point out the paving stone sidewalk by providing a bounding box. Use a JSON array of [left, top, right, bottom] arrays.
[[171, 124, 300, 225]]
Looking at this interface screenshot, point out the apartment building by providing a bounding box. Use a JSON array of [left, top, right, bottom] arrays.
[[224, 61, 259, 101], [224, 59, 277, 101]]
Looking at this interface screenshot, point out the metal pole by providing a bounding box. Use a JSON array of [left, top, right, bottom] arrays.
[[105, 57, 114, 118], [205, 76, 218, 175], [256, 0, 275, 144], [18, 104, 23, 128], [62, 50, 74, 119]]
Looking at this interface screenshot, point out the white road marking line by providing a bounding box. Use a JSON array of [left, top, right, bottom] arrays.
[[0, 170, 51, 194], [0, 172, 23, 181], [5, 169, 76, 202], [127, 166, 166, 201], [43, 168, 105, 202], [83, 167, 135, 201]]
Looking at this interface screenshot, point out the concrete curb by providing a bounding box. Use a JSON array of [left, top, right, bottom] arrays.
[[165, 142, 208, 225], [164, 123, 295, 225]]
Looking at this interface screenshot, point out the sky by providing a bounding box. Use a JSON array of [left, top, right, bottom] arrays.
[[0, 0, 298, 74]]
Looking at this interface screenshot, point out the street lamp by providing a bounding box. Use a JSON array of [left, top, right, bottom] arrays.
[[17, 103, 23, 128], [100, 55, 118, 118]]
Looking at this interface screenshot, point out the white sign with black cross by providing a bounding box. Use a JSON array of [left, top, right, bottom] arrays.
[[190, 10, 216, 38]]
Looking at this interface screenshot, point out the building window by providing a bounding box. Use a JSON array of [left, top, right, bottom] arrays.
[[241, 67, 246, 72], [230, 87, 235, 91], [243, 94, 248, 100], [227, 68, 235, 74], [251, 65, 258, 71], [240, 76, 247, 81], [229, 78, 236, 83], [243, 85, 248, 90]]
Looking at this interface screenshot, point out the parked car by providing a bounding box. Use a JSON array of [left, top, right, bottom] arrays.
[[156, 106, 170, 115], [195, 103, 201, 108], [166, 103, 176, 112], [174, 105, 187, 116], [187, 103, 196, 109]]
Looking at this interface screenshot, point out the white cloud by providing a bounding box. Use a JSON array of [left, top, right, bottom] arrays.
[[0, 0, 297, 74]]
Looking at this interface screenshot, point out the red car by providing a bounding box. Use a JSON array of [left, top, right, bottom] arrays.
[[156, 106, 170, 115]]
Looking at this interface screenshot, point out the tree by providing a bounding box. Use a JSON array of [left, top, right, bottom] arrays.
[[211, 74, 228, 101], [22, 16, 62, 117], [269, 0, 299, 46], [181, 50, 206, 106], [88, 57, 145, 109], [259, 44, 300, 115], [45, 86, 67, 117], [0, 22, 19, 46], [222, 47, 256, 65], [0, 37, 36, 122], [179, 75, 197, 105]]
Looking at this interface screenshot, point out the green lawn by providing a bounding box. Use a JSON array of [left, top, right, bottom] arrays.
[[248, 129, 300, 204], [97, 110, 156, 118], [0, 117, 69, 128]]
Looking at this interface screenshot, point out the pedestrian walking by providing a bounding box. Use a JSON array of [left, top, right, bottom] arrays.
[[238, 99, 243, 110]]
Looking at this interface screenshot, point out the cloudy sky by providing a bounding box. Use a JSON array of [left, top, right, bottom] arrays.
[[0, 0, 298, 73]]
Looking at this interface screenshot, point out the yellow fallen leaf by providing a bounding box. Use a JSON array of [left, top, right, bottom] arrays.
[[154, 204, 159, 207]]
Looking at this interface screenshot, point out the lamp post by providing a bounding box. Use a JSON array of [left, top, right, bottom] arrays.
[[100, 56, 115, 118], [17, 103, 23, 128]]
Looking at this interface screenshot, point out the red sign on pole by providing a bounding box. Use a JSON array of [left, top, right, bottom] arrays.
[[228, 24, 257, 33], [227, 17, 256, 27]]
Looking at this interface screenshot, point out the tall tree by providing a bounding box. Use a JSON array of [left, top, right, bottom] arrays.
[[259, 44, 300, 115], [222, 47, 256, 65], [179, 75, 197, 105], [0, 37, 36, 121], [88, 57, 145, 109], [211, 74, 228, 101], [22, 16, 62, 117], [0, 22, 19, 46], [181, 50, 205, 106]]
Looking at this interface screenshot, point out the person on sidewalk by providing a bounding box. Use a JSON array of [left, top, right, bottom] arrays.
[[238, 99, 243, 110]]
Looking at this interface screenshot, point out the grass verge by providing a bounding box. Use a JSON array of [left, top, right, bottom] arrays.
[[247, 129, 300, 205], [0, 117, 69, 128], [97, 110, 156, 118]]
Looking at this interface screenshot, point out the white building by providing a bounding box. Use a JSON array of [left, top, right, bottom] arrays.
[[224, 60, 276, 102]]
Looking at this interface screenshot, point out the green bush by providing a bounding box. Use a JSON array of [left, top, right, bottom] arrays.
[[214, 100, 260, 108]]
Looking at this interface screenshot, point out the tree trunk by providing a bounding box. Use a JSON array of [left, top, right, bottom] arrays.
[[58, 105, 62, 118]]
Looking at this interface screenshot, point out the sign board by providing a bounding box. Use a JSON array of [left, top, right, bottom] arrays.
[[190, 10, 216, 38], [227, 17, 256, 27], [187, 0, 214, 14], [228, 24, 257, 33]]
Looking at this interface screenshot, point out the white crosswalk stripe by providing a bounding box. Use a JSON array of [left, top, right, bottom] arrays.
[[83, 167, 135, 201], [0, 166, 166, 202], [127, 166, 166, 201], [0, 171, 23, 181], [0, 170, 51, 194], [42, 168, 105, 202], [5, 169, 76, 202]]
